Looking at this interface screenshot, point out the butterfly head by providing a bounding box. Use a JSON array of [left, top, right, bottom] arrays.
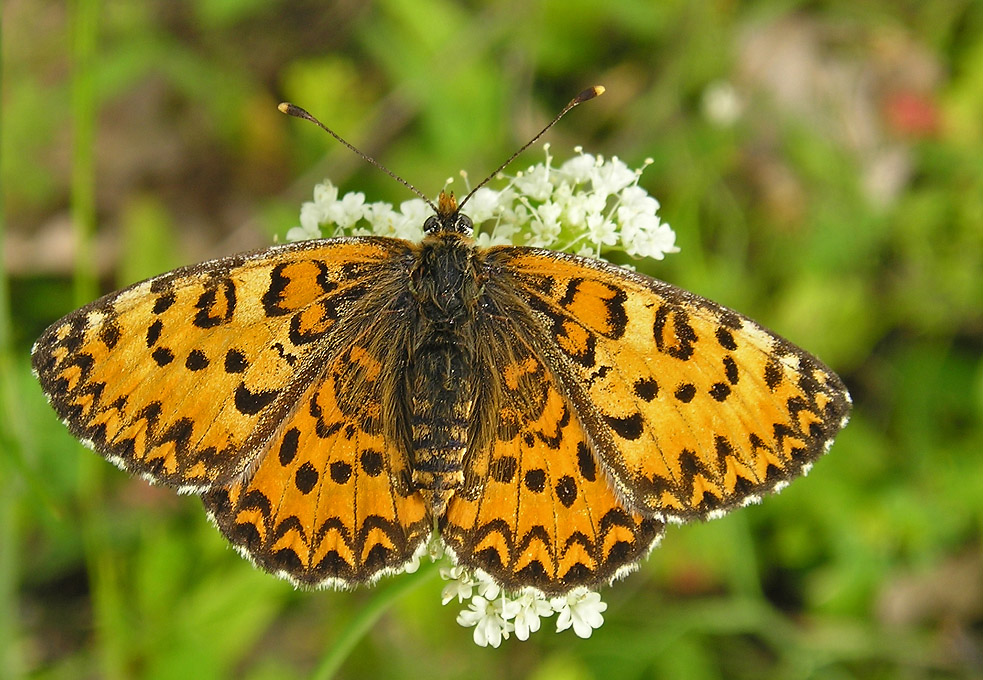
[[424, 191, 474, 236]]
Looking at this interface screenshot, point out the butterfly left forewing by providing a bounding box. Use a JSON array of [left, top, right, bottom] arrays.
[[488, 247, 851, 523]]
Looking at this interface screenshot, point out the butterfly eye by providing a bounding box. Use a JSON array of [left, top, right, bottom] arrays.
[[423, 215, 441, 233], [454, 214, 474, 235]]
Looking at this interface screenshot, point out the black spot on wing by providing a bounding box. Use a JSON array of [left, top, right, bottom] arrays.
[[555, 475, 577, 507], [224, 349, 248, 373], [330, 461, 352, 484], [674, 383, 696, 403], [490, 456, 517, 483], [715, 327, 737, 350], [151, 347, 174, 366], [576, 442, 596, 481], [604, 412, 644, 440], [153, 292, 175, 314], [709, 382, 731, 401], [186, 349, 209, 371], [234, 383, 278, 415], [99, 321, 121, 350], [279, 428, 300, 466], [524, 469, 546, 493], [194, 278, 236, 328], [262, 264, 292, 317], [723, 356, 739, 384], [633, 377, 659, 401], [653, 306, 697, 360], [360, 449, 384, 477], [764, 358, 783, 390], [295, 462, 319, 494], [146, 320, 163, 347]]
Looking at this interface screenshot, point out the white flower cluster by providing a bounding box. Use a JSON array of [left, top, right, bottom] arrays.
[[441, 563, 608, 648], [397, 540, 609, 647], [286, 145, 679, 262]]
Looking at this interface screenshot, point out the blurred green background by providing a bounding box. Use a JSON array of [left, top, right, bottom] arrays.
[[2, 1, 982, 678]]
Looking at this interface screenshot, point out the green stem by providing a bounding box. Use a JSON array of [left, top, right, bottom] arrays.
[[69, 2, 128, 678], [71, 0, 99, 307], [312, 563, 437, 680], [0, 7, 32, 675]]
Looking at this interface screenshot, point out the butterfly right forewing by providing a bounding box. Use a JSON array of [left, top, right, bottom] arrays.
[[488, 246, 852, 523], [31, 237, 415, 492]]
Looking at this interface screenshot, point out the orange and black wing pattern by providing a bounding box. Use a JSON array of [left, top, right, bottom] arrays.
[[484, 246, 851, 525], [33, 237, 430, 586], [440, 309, 663, 594]]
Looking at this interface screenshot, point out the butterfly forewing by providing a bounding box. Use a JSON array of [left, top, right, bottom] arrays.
[[31, 237, 414, 491], [488, 247, 851, 522]]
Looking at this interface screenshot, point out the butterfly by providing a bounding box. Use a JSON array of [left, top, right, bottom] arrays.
[[32, 88, 851, 595]]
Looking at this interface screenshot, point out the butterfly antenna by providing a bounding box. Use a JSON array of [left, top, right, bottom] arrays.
[[278, 102, 439, 213], [457, 85, 605, 211]]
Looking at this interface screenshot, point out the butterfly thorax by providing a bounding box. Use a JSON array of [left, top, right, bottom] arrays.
[[407, 229, 483, 514]]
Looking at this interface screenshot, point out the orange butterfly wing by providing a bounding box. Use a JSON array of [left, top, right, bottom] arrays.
[[441, 321, 663, 594], [202, 336, 430, 587], [486, 247, 851, 523], [33, 238, 429, 584]]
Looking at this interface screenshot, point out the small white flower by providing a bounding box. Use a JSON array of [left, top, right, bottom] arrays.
[[362, 201, 399, 236], [401, 553, 421, 575], [513, 164, 554, 201], [557, 152, 597, 183], [324, 190, 366, 229], [586, 213, 618, 247], [552, 588, 607, 639], [298, 201, 325, 235], [590, 156, 635, 197], [474, 229, 516, 247], [463, 187, 504, 223], [440, 565, 476, 605], [474, 571, 502, 601], [574, 242, 597, 258], [511, 590, 555, 641], [390, 199, 430, 241], [285, 222, 321, 242], [618, 184, 661, 216], [528, 201, 563, 247], [428, 538, 446, 561], [312, 181, 339, 206], [623, 214, 679, 260], [456, 596, 516, 648]]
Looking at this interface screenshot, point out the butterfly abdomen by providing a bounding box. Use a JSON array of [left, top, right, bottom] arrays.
[[406, 233, 483, 513]]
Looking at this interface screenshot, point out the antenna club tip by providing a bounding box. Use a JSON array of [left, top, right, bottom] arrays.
[[575, 85, 605, 104], [277, 102, 292, 114]]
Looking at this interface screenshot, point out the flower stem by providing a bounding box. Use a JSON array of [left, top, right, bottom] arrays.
[[312, 563, 437, 680]]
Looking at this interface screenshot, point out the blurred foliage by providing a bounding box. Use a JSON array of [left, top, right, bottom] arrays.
[[2, 0, 982, 678]]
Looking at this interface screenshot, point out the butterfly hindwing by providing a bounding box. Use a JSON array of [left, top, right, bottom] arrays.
[[202, 329, 430, 587], [31, 237, 414, 492], [441, 315, 664, 594], [488, 246, 852, 522]]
